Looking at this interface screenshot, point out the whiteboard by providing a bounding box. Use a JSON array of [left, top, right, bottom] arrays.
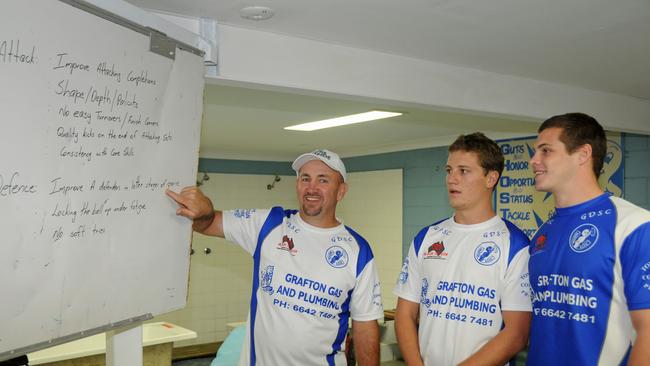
[[0, 0, 204, 359]]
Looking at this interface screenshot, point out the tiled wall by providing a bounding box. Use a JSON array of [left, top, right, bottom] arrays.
[[153, 173, 296, 345], [345, 148, 452, 258], [337, 169, 403, 309], [153, 170, 403, 345]]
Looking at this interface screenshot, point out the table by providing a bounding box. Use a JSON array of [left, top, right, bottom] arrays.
[[27, 322, 196, 366]]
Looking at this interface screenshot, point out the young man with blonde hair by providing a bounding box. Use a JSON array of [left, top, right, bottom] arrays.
[[395, 133, 531, 366]]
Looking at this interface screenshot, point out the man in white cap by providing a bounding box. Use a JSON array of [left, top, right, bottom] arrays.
[[167, 149, 383, 366]]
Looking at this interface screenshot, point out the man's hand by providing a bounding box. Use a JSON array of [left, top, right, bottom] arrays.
[[166, 187, 223, 237]]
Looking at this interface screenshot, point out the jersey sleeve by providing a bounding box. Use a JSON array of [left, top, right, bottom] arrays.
[[500, 246, 532, 311], [501, 221, 532, 311], [349, 257, 384, 321], [222, 208, 272, 255], [619, 221, 650, 310], [393, 239, 423, 304]]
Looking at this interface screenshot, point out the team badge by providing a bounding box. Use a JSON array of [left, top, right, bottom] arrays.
[[569, 224, 599, 253], [474, 241, 500, 266], [325, 246, 349, 268], [277, 235, 298, 255], [423, 241, 448, 259], [531, 234, 547, 255], [260, 265, 275, 295]]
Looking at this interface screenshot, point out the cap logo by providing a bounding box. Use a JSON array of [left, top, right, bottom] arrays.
[[313, 149, 331, 161], [292, 149, 347, 182]]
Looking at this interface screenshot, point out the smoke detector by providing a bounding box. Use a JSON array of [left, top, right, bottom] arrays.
[[240, 6, 274, 21]]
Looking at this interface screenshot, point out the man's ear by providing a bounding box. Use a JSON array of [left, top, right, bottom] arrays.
[[486, 170, 499, 190], [576, 144, 593, 166], [337, 182, 348, 202]]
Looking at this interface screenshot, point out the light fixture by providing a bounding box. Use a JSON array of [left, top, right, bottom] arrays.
[[240, 6, 274, 21], [284, 110, 402, 131]]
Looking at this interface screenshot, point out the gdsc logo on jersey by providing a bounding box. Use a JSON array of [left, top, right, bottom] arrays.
[[580, 209, 612, 220], [569, 224, 599, 253], [474, 242, 500, 266], [325, 246, 349, 268]]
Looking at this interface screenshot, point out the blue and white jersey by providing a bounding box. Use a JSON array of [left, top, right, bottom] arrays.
[[527, 194, 650, 366], [394, 215, 531, 366], [223, 207, 383, 366]]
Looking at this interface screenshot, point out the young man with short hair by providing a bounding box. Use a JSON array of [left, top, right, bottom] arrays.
[[394, 133, 532, 366], [527, 113, 650, 365]]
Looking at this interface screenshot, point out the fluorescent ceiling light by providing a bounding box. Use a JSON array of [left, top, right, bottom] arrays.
[[284, 110, 402, 131]]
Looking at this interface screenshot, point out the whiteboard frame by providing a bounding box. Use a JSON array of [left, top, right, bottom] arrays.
[[60, 0, 204, 58], [0, 0, 203, 361]]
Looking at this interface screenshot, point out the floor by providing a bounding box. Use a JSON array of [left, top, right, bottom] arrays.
[[172, 357, 406, 365], [173, 357, 213, 366], [172, 353, 526, 365]]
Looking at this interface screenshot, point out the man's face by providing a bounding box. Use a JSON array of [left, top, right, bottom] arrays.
[[530, 127, 580, 193], [296, 160, 347, 219], [446, 150, 495, 211]]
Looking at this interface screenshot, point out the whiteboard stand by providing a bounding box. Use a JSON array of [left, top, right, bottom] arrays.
[[106, 322, 143, 366]]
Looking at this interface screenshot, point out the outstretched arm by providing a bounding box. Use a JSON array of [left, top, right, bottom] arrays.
[[458, 310, 530, 366], [166, 187, 224, 237]]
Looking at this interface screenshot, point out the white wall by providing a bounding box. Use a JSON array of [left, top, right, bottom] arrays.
[[153, 170, 402, 346]]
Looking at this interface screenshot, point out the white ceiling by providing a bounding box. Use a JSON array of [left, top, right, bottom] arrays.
[[200, 83, 539, 160], [127, 0, 650, 160]]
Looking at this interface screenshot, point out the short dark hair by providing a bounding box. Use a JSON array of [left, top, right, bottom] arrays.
[[539, 112, 606, 178], [449, 132, 504, 186]]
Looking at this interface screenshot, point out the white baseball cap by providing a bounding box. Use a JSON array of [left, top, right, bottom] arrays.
[[292, 149, 347, 182]]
